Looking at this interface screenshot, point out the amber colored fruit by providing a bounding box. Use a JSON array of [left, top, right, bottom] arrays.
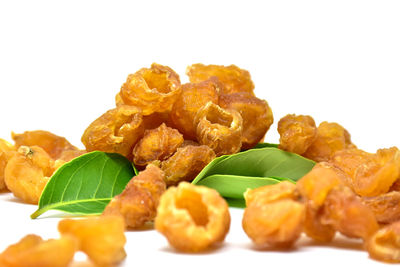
[[363, 191, 400, 224], [155, 182, 230, 252], [161, 145, 216, 186], [58, 215, 126, 267], [195, 102, 243, 156], [303, 121, 354, 162], [244, 181, 298, 206], [117, 63, 181, 115], [81, 105, 144, 159], [186, 63, 254, 95], [332, 147, 400, 197], [0, 234, 77, 267], [170, 78, 221, 139], [0, 139, 15, 191], [5, 146, 55, 204], [277, 114, 317, 155], [103, 164, 166, 228], [367, 220, 400, 263], [132, 123, 184, 167], [58, 149, 86, 162], [303, 202, 336, 242], [12, 130, 77, 160], [219, 92, 274, 150], [321, 186, 379, 240]]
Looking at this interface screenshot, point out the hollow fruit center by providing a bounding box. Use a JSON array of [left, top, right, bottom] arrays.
[[175, 188, 209, 227], [143, 71, 171, 94], [205, 107, 233, 127]]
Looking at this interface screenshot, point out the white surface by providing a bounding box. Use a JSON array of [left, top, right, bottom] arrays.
[[0, 0, 399, 266]]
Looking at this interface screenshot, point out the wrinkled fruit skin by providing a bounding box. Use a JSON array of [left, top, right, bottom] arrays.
[[81, 105, 144, 159], [117, 63, 181, 115], [58, 215, 126, 267], [155, 182, 230, 252], [362, 191, 400, 224], [0, 139, 15, 191], [0, 234, 77, 267], [186, 63, 254, 95], [170, 78, 220, 139], [161, 145, 216, 186], [5, 146, 55, 204], [103, 164, 166, 228], [132, 123, 183, 167], [367, 220, 400, 263], [242, 182, 305, 248], [219, 92, 273, 150], [277, 114, 317, 155], [195, 102, 243, 156]]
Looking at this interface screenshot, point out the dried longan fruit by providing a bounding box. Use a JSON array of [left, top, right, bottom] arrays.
[[0, 234, 77, 267], [195, 102, 243, 156], [155, 182, 230, 252], [367, 220, 400, 263], [0, 139, 15, 191], [277, 114, 317, 155], [58, 215, 126, 267], [132, 123, 184, 167], [5, 146, 55, 204], [161, 145, 216, 186], [186, 63, 254, 95], [242, 182, 305, 248], [219, 92, 274, 150], [81, 105, 144, 159], [362, 191, 400, 224], [57, 149, 86, 162], [303, 121, 355, 162], [103, 164, 166, 228], [12, 130, 78, 160], [116, 63, 181, 115], [170, 78, 221, 139]]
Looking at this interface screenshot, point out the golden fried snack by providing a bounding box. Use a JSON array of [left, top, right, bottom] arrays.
[[194, 102, 243, 156], [116, 63, 181, 115], [219, 92, 274, 150], [303, 121, 355, 162], [242, 182, 305, 248], [186, 63, 254, 95], [155, 182, 230, 252], [362, 191, 400, 224], [81, 105, 144, 159], [170, 78, 220, 139], [0, 234, 77, 267], [5, 146, 55, 204], [277, 114, 317, 155], [161, 145, 216, 186], [0, 139, 15, 191], [12, 130, 77, 160], [58, 215, 126, 267], [103, 164, 166, 228], [331, 147, 400, 197], [132, 123, 184, 167], [367, 220, 400, 263]]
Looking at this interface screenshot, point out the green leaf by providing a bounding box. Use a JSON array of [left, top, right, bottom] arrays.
[[192, 147, 315, 206], [31, 151, 135, 219], [253, 142, 279, 149]]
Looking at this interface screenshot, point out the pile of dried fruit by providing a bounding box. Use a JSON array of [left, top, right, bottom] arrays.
[[0, 63, 400, 265]]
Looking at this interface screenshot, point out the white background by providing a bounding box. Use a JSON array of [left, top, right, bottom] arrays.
[[0, 0, 399, 266]]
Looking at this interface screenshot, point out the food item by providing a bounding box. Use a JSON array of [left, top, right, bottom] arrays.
[[103, 164, 166, 228], [186, 63, 254, 95], [170, 78, 220, 139], [155, 182, 230, 252], [195, 102, 243, 156], [242, 181, 305, 248], [58, 215, 126, 267], [303, 121, 354, 162], [367, 220, 400, 263], [331, 147, 400, 197], [362, 191, 400, 224], [5, 146, 55, 204], [0, 139, 15, 191], [57, 149, 86, 162], [81, 105, 144, 159], [219, 92, 274, 149], [0, 234, 77, 267], [132, 123, 184, 167], [12, 130, 78, 160], [161, 145, 216, 185], [277, 114, 317, 154], [116, 63, 181, 115]]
